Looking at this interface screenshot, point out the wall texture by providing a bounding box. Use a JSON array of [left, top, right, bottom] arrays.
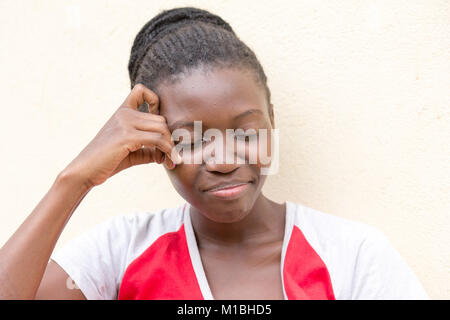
[[0, 0, 448, 299]]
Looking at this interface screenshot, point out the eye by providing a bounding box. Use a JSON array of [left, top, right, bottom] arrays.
[[174, 136, 193, 148], [234, 130, 258, 142], [176, 136, 210, 148], [202, 136, 212, 143]]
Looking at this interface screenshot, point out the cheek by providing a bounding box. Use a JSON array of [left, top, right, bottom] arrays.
[[245, 132, 273, 169], [165, 165, 198, 197], [178, 147, 203, 165]]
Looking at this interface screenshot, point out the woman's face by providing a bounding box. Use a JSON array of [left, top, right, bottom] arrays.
[[156, 66, 274, 223]]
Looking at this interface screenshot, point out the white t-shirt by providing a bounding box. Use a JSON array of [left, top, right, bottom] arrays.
[[51, 201, 429, 300]]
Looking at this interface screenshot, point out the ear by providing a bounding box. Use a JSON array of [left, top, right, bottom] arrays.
[[268, 103, 275, 128]]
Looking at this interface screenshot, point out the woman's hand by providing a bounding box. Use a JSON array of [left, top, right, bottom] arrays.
[[0, 83, 182, 299], [61, 83, 181, 189]]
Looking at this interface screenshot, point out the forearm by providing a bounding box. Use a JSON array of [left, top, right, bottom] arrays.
[[0, 170, 92, 299]]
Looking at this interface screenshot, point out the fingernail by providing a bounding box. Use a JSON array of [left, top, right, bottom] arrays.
[[166, 162, 176, 170], [164, 157, 175, 170], [171, 152, 182, 165], [155, 155, 161, 164]]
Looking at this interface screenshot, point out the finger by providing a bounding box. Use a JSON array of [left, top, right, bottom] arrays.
[[131, 115, 174, 147], [132, 131, 181, 167], [154, 148, 164, 164], [163, 152, 176, 170], [121, 83, 159, 113], [131, 114, 183, 165], [128, 146, 155, 166], [128, 131, 174, 157], [126, 123, 181, 166], [135, 122, 182, 165], [131, 145, 176, 171]]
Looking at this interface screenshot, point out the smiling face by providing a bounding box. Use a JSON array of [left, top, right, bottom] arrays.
[[156, 65, 275, 223]]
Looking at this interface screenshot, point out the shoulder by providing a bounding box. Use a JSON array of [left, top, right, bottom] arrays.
[[61, 204, 186, 259], [109, 204, 186, 263], [286, 201, 428, 299], [71, 203, 187, 269], [51, 203, 187, 300], [287, 200, 378, 250], [99, 204, 185, 242]]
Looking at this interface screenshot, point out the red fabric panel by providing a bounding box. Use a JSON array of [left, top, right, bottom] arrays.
[[284, 225, 335, 300], [118, 224, 204, 300]]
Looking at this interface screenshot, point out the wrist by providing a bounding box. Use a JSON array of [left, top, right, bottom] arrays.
[[55, 168, 94, 194]]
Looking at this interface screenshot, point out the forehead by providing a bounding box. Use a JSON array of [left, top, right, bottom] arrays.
[[156, 66, 269, 130]]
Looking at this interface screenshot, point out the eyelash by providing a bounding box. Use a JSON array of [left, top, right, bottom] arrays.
[[234, 132, 258, 141]]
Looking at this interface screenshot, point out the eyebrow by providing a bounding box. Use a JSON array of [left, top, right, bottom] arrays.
[[232, 109, 264, 121], [168, 121, 195, 132], [168, 109, 264, 131]]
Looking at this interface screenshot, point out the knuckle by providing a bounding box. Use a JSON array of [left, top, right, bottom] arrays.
[[152, 114, 166, 123], [151, 125, 169, 139], [115, 107, 129, 120], [160, 140, 172, 152], [133, 83, 145, 92], [153, 135, 164, 147], [114, 116, 128, 131], [153, 121, 167, 133], [118, 125, 132, 140]]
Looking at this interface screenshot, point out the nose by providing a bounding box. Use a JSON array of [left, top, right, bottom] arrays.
[[205, 158, 240, 173], [203, 136, 242, 174]]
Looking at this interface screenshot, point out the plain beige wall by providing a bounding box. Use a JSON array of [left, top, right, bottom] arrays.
[[0, 0, 448, 299]]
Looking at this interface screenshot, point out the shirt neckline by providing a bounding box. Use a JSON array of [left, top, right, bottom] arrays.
[[182, 200, 295, 300]]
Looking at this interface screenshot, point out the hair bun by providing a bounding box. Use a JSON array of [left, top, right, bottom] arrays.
[[152, 7, 234, 34], [129, 7, 235, 82]]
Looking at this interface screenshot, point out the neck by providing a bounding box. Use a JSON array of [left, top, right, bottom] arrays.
[[189, 194, 286, 249]]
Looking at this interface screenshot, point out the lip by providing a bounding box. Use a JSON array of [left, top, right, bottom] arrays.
[[203, 181, 253, 200]]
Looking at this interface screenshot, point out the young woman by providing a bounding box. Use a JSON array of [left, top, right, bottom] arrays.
[[0, 7, 428, 300]]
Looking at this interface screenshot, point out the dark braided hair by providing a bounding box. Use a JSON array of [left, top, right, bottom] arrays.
[[128, 7, 271, 112]]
